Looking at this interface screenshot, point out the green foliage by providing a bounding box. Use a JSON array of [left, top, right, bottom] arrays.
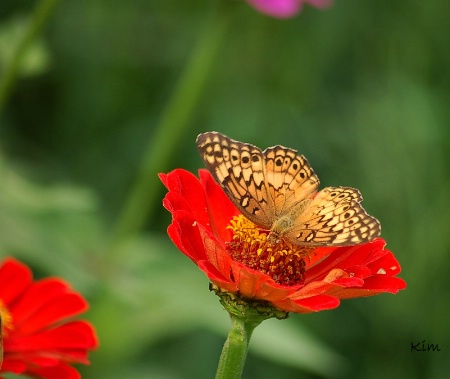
[[0, 16, 50, 77], [1, 0, 449, 378]]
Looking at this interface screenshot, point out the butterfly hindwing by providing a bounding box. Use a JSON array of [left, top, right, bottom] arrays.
[[288, 187, 380, 246]]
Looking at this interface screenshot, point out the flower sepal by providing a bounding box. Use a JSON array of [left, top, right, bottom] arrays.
[[210, 283, 289, 322]]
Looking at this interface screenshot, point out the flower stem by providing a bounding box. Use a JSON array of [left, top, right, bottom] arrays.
[[215, 315, 261, 379], [111, 2, 232, 249], [0, 0, 61, 114]]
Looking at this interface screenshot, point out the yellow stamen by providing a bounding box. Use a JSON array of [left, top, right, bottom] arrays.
[[0, 300, 14, 336], [226, 215, 313, 286]]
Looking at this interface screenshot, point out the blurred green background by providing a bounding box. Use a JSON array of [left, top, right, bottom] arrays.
[[1, 0, 449, 378]]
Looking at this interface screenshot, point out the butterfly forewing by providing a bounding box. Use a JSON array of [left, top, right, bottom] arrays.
[[263, 146, 319, 216], [196, 132, 274, 228], [196, 131, 381, 247]]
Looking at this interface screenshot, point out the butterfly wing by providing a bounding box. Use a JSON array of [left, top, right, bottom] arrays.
[[196, 132, 275, 228], [197, 132, 380, 247], [286, 186, 381, 246], [263, 145, 319, 217]]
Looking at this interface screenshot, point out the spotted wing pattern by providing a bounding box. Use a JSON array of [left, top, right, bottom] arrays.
[[196, 131, 381, 247], [263, 146, 319, 217], [286, 186, 381, 246], [196, 132, 318, 228], [196, 131, 276, 228]]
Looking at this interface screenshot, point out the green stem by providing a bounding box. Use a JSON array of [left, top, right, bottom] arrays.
[[111, 3, 232, 249], [0, 0, 61, 113], [215, 315, 261, 379]]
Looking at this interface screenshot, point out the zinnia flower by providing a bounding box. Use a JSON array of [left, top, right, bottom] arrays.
[[246, 0, 333, 19], [160, 169, 406, 314], [0, 257, 98, 379]]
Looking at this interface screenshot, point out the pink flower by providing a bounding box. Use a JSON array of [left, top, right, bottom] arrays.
[[247, 0, 333, 18]]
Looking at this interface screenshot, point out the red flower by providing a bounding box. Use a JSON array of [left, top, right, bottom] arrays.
[[0, 258, 98, 379], [160, 169, 406, 314], [246, 0, 333, 19]]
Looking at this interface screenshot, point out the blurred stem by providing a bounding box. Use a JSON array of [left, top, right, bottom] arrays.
[[111, 3, 232, 249], [0, 0, 60, 113], [215, 315, 260, 379]]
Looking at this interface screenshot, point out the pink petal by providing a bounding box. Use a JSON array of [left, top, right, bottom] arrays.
[[247, 0, 303, 18]]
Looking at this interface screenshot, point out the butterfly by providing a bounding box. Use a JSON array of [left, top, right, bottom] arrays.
[[196, 131, 380, 247]]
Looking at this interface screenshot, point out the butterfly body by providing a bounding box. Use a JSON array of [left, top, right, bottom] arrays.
[[196, 131, 380, 247], [266, 198, 310, 244]]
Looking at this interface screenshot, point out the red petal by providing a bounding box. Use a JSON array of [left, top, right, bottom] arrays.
[[158, 172, 169, 187], [290, 280, 337, 300], [358, 275, 407, 294], [305, 239, 388, 282], [6, 321, 98, 354], [305, 245, 360, 282], [256, 279, 302, 303], [167, 210, 207, 262], [197, 260, 232, 284], [1, 359, 27, 374], [332, 277, 365, 287], [343, 265, 372, 279], [335, 239, 388, 268], [28, 363, 81, 379], [160, 169, 210, 227], [367, 250, 402, 276], [168, 208, 237, 286], [292, 295, 340, 312], [272, 294, 340, 313], [209, 278, 239, 294], [306, 246, 337, 267], [11, 280, 88, 335], [0, 258, 32, 305], [199, 169, 239, 243], [162, 191, 192, 214], [229, 260, 275, 299], [197, 225, 233, 277]]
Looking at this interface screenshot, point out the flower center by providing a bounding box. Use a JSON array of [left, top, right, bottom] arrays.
[[226, 215, 313, 286], [0, 300, 14, 336]]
